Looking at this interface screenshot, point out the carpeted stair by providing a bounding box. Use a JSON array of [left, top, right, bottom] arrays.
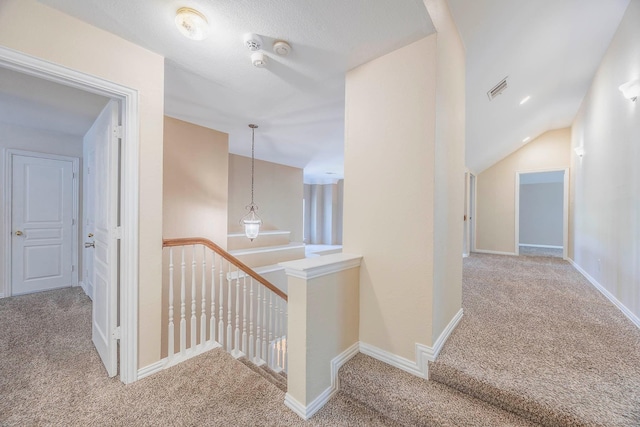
[[338, 353, 536, 427], [237, 357, 288, 392]]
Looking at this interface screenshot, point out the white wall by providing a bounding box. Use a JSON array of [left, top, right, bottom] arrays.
[[570, 0, 640, 321], [519, 182, 564, 246]]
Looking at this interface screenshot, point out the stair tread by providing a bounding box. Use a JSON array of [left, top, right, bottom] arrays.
[[237, 357, 287, 392], [339, 353, 536, 427]]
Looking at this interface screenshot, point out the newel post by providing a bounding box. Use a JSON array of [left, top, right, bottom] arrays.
[[279, 253, 362, 420]]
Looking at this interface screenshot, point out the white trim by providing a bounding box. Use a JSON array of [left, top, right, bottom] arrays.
[[280, 253, 362, 280], [519, 244, 563, 249], [229, 242, 305, 256], [428, 308, 464, 359], [3, 150, 80, 297], [285, 342, 359, 420], [137, 359, 165, 380], [473, 249, 517, 256], [568, 259, 640, 329], [470, 172, 477, 253], [515, 172, 521, 255], [359, 308, 464, 379], [0, 46, 140, 384], [359, 342, 426, 378]]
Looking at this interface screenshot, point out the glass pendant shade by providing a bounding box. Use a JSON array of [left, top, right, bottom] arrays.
[[242, 206, 262, 241]]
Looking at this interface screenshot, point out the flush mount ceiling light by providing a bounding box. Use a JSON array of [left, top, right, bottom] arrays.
[[522, 136, 531, 143], [520, 96, 531, 105], [175, 7, 209, 40], [619, 78, 640, 102], [273, 40, 292, 56], [241, 124, 263, 241]]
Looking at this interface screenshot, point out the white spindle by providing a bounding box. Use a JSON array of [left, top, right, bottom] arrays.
[[262, 288, 267, 364], [200, 245, 207, 347], [275, 297, 280, 370], [191, 245, 197, 350], [268, 292, 274, 368], [279, 298, 285, 370], [226, 262, 232, 352], [242, 273, 248, 356], [218, 257, 224, 348], [180, 247, 186, 356], [168, 248, 174, 360], [249, 278, 255, 361], [233, 267, 241, 356], [210, 251, 216, 344], [255, 284, 262, 363]]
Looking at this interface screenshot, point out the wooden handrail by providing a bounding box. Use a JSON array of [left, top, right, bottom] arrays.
[[163, 237, 288, 302]]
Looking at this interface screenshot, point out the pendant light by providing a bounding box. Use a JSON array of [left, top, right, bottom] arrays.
[[241, 124, 262, 240]]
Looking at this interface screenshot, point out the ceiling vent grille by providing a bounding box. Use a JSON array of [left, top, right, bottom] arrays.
[[487, 77, 508, 100]]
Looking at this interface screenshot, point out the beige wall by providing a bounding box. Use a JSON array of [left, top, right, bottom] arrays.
[[344, 35, 438, 359], [284, 259, 360, 408], [228, 154, 303, 242], [303, 182, 343, 245], [163, 116, 229, 247], [0, 0, 165, 367], [570, 0, 640, 320], [426, 0, 466, 340], [476, 128, 571, 254]]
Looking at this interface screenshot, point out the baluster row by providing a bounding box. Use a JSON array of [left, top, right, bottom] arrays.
[[165, 245, 287, 372]]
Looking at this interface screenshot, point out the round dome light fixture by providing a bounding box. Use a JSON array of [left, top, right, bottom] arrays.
[[273, 40, 291, 56], [175, 7, 209, 41]]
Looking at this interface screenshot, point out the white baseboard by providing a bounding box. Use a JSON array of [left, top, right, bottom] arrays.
[[519, 244, 563, 249], [568, 259, 640, 329], [285, 341, 359, 420], [360, 308, 464, 380], [137, 359, 165, 380], [137, 341, 222, 380], [473, 249, 517, 256]]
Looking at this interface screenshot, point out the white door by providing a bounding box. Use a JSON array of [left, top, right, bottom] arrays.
[[84, 100, 120, 377], [11, 155, 74, 295]]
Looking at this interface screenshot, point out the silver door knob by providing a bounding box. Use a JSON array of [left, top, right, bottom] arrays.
[[84, 242, 95, 248], [15, 230, 23, 236]]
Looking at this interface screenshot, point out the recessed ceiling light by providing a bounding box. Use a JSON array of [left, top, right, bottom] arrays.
[[175, 7, 209, 41], [520, 96, 531, 105], [522, 136, 531, 143]]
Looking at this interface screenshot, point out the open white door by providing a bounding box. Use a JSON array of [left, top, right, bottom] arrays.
[[84, 100, 120, 377]]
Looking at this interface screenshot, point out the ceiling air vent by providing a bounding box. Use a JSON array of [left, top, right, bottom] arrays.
[[487, 77, 508, 100]]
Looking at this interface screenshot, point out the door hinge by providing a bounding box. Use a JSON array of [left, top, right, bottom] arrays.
[[114, 226, 122, 240], [113, 125, 123, 139], [112, 326, 121, 340], [71, 265, 75, 272]]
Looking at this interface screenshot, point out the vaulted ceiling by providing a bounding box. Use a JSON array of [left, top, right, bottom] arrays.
[[4, 1, 632, 179]]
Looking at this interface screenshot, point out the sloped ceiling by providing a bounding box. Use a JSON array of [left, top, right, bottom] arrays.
[[448, 0, 630, 173]]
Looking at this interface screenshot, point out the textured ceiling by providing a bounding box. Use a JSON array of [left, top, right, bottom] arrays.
[[0, 66, 109, 136], [448, 0, 630, 173], [39, 0, 435, 182]]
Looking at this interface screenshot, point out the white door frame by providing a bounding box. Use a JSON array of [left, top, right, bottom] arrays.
[[514, 168, 569, 260], [469, 172, 477, 253], [0, 46, 140, 384], [4, 150, 80, 296]]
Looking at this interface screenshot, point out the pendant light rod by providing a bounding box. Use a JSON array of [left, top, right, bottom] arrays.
[[249, 124, 258, 206]]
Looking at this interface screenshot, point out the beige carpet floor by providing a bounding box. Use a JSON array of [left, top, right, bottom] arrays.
[[429, 254, 640, 426], [519, 245, 563, 258], [0, 287, 393, 426]]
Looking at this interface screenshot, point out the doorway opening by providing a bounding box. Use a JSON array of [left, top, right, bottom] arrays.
[[515, 169, 568, 259], [0, 46, 140, 383]]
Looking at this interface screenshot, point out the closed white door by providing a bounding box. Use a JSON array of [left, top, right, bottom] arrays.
[[11, 155, 74, 295], [84, 100, 119, 377]]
